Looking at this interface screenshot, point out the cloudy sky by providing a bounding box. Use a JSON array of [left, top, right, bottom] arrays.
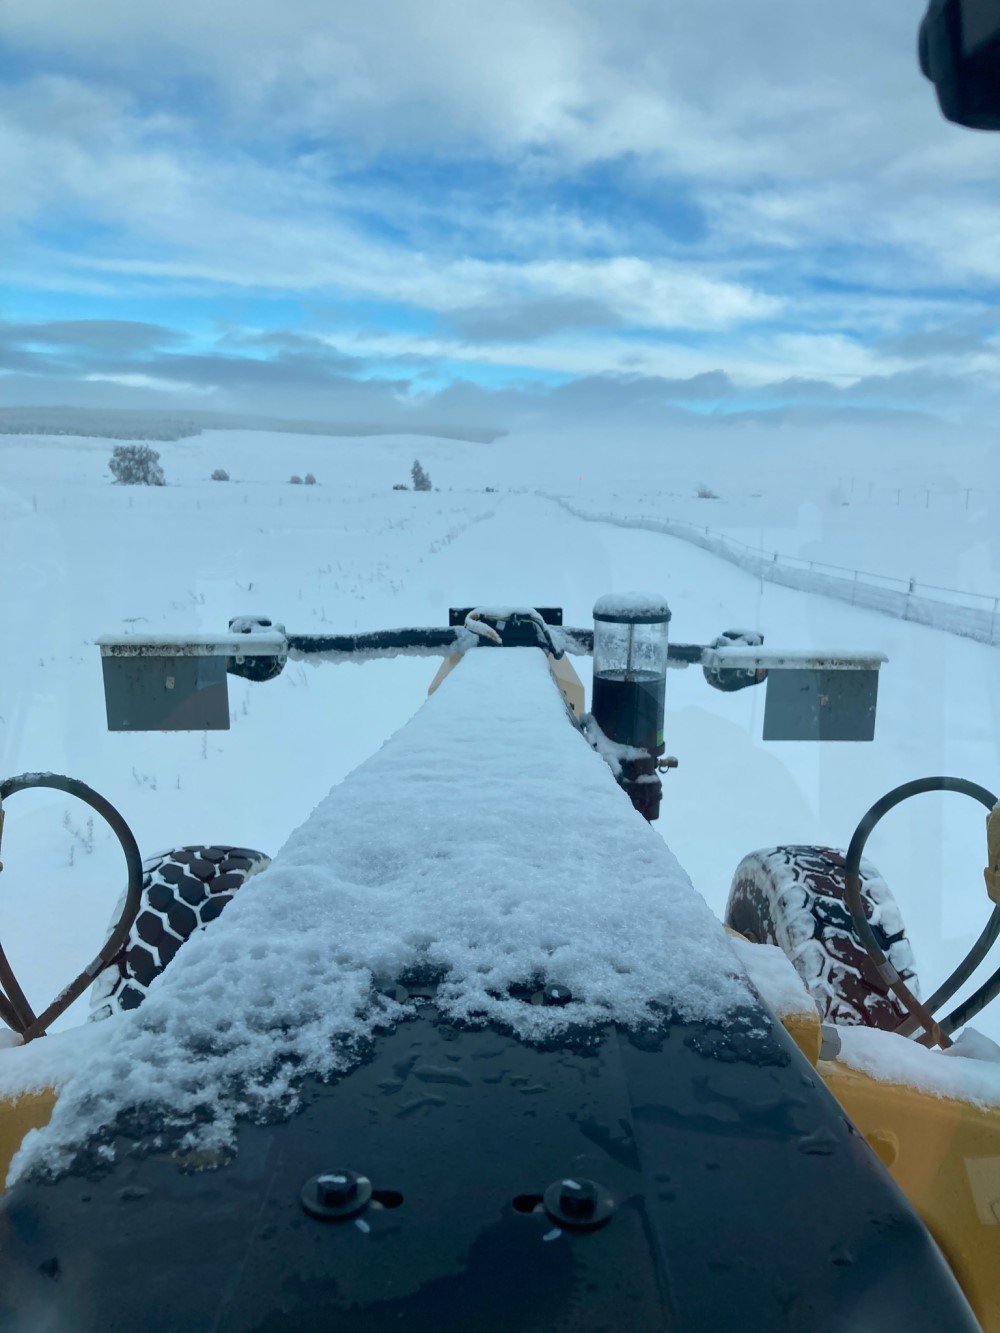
[[2, 0, 1000, 429]]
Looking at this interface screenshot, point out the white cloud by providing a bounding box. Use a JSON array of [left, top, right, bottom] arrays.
[[331, 324, 904, 387], [0, 77, 781, 338], [0, 1, 935, 176], [3, 0, 1000, 415], [83, 371, 214, 395]]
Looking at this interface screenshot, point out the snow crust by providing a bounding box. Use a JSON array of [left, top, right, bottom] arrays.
[[287, 635, 468, 666], [593, 591, 671, 621], [703, 647, 886, 669], [0, 1022, 112, 1099], [727, 936, 818, 1020], [10, 648, 751, 1183], [580, 714, 646, 777], [97, 633, 287, 657], [834, 1026, 1000, 1110], [946, 1027, 1000, 1063]]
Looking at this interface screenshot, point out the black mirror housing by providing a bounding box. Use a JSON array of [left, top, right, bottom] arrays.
[[920, 0, 1000, 130]]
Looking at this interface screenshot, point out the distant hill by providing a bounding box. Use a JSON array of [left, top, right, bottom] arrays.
[[0, 405, 505, 445]]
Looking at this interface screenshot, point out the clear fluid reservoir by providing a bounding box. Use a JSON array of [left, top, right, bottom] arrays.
[[591, 594, 671, 755]]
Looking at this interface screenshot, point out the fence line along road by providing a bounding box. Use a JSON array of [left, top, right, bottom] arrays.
[[544, 494, 1000, 649]]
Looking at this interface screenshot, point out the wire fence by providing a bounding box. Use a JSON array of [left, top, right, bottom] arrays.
[[835, 478, 1000, 512], [545, 495, 1000, 648]]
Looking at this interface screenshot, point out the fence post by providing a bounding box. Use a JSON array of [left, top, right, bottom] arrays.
[[904, 577, 915, 621]]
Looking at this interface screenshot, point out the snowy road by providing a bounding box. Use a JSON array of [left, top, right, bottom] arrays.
[[2, 431, 999, 1037]]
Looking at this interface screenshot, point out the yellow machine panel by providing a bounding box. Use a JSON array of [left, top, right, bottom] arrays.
[[0, 1089, 56, 1187], [781, 1007, 822, 1066], [821, 1059, 1000, 1332]]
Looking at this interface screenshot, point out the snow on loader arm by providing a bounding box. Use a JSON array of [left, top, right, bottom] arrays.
[[0, 598, 986, 1333]]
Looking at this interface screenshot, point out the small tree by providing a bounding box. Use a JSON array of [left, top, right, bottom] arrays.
[[695, 483, 719, 499], [392, 483, 408, 491], [109, 444, 165, 486], [290, 474, 303, 485], [411, 459, 432, 491], [304, 472, 316, 485], [211, 469, 230, 481]]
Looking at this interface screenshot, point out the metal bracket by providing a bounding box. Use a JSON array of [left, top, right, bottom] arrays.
[[98, 633, 286, 732]]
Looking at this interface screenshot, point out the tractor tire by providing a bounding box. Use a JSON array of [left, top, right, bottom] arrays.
[[89, 844, 270, 1019], [725, 845, 919, 1030]]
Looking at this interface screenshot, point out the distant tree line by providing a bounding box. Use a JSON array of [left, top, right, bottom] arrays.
[[0, 408, 203, 441], [0, 406, 504, 444]]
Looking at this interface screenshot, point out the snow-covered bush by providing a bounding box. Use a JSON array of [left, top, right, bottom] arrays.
[[695, 483, 719, 499], [211, 468, 230, 481], [411, 459, 432, 491], [304, 472, 316, 485], [290, 474, 303, 485], [392, 483, 408, 491], [109, 444, 166, 486]]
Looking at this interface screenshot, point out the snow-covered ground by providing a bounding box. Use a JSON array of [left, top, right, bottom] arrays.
[[1, 424, 999, 1055], [545, 495, 1000, 646]]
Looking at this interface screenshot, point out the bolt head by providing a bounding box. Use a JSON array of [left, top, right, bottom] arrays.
[[302, 1169, 373, 1221], [558, 1178, 597, 1217], [544, 984, 572, 1006], [316, 1170, 358, 1207], [543, 1176, 613, 1230]]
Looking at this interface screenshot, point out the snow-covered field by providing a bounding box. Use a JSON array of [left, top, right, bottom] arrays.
[[1, 424, 999, 1049]]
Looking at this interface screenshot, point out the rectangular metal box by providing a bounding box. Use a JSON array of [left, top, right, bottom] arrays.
[[101, 653, 230, 732], [763, 668, 880, 742]]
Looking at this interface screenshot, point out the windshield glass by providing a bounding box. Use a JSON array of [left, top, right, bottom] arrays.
[[1, 0, 999, 1320]]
